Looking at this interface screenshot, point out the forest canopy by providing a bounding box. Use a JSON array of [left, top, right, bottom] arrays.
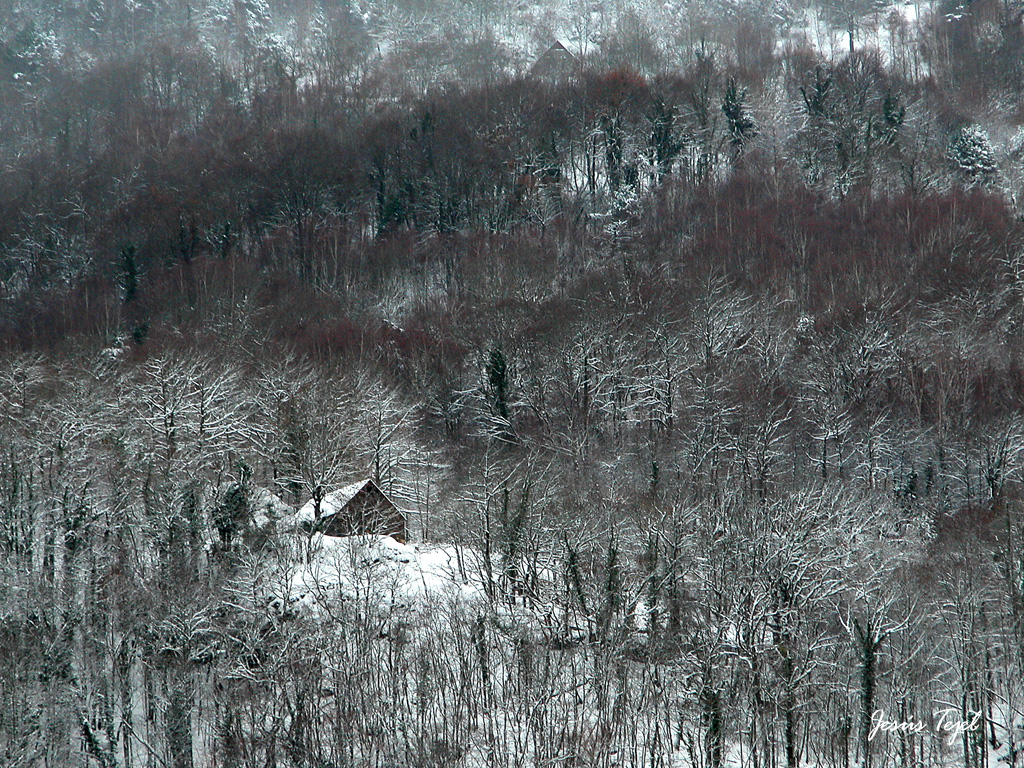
[[3, 0, 1024, 767]]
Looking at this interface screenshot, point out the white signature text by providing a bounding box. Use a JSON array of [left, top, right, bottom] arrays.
[[869, 709, 982, 746]]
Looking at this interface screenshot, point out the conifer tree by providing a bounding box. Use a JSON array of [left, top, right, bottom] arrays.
[[722, 77, 758, 152]]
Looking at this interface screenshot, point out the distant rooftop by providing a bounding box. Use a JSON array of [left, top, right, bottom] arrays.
[[529, 40, 580, 81]]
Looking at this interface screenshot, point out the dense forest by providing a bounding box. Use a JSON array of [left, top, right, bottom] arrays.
[[4, 0, 1024, 766]]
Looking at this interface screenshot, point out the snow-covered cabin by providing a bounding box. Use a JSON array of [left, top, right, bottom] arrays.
[[296, 479, 407, 543], [529, 41, 579, 81]]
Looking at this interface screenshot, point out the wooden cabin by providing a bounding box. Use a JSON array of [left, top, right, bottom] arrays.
[[304, 479, 407, 543], [529, 41, 579, 82]]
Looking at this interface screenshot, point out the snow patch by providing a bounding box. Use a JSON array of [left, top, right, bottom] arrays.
[[285, 533, 489, 623]]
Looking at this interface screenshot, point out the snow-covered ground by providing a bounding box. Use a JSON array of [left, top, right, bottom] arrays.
[[277, 528, 707, 662], [283, 533, 490, 622]]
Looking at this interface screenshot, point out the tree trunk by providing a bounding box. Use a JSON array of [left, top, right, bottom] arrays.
[[167, 673, 194, 768], [854, 619, 883, 768], [703, 684, 723, 768]]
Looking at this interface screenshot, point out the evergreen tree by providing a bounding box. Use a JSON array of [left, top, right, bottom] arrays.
[[722, 77, 758, 152], [119, 244, 139, 304], [486, 346, 509, 421], [649, 97, 681, 178], [948, 125, 998, 186]]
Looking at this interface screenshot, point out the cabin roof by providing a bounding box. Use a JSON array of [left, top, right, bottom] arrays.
[[294, 478, 396, 527], [530, 41, 579, 79]]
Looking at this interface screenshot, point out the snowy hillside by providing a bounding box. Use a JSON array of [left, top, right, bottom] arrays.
[[278, 532, 588, 642]]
